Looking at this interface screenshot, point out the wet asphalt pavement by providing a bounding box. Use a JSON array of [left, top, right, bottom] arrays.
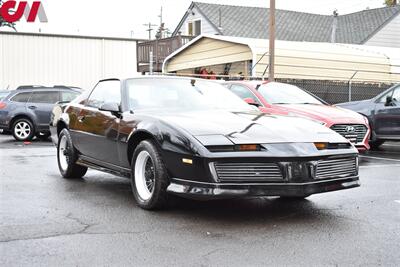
[[0, 134, 399, 266]]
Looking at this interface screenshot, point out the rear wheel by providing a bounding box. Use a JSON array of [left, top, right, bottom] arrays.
[[36, 132, 51, 140], [57, 129, 87, 179], [12, 118, 35, 141], [369, 139, 385, 150], [131, 140, 169, 210]]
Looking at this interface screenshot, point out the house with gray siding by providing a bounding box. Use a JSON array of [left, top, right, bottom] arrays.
[[172, 2, 400, 48]]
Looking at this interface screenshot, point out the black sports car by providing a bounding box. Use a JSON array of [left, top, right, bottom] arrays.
[[50, 77, 360, 210]]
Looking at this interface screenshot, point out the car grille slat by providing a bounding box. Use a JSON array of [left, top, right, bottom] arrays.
[[214, 162, 283, 182], [316, 157, 357, 179], [330, 124, 367, 143]]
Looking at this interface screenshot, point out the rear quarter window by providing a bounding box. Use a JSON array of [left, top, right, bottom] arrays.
[[10, 92, 32, 103], [61, 91, 80, 102]]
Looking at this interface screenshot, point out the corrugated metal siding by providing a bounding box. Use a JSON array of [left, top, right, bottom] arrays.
[[179, 6, 219, 36], [0, 34, 137, 90], [166, 38, 251, 72], [365, 14, 400, 48], [164, 35, 400, 82]]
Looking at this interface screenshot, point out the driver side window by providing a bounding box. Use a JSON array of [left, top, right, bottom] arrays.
[[229, 84, 261, 105], [87, 80, 121, 108], [378, 89, 394, 103]]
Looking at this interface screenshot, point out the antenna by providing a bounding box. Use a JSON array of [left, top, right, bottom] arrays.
[[143, 22, 157, 40], [158, 6, 163, 26]]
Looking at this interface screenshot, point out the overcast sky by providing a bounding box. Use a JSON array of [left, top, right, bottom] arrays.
[[5, 0, 386, 39]]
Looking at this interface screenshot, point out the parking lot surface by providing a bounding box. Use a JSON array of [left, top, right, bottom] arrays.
[[1, 134, 399, 266]]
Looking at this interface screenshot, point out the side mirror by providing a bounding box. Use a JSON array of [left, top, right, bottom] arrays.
[[385, 95, 393, 106], [243, 97, 260, 107], [99, 102, 121, 116]]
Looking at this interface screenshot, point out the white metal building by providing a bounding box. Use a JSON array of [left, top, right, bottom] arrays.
[[0, 32, 139, 90]]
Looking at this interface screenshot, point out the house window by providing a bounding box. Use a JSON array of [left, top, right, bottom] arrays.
[[188, 22, 193, 35], [187, 20, 201, 36], [194, 20, 201, 35]]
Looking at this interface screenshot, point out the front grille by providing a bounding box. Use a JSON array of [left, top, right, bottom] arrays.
[[330, 124, 367, 144], [315, 157, 357, 180], [214, 162, 283, 182]]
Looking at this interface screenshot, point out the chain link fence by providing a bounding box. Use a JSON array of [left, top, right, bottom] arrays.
[[148, 72, 397, 104], [275, 79, 395, 104]]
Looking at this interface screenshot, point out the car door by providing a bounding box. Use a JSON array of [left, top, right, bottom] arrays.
[[27, 90, 60, 130], [74, 80, 122, 166], [373, 86, 400, 138]]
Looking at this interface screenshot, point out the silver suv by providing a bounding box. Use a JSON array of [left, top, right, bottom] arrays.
[[0, 86, 81, 141]]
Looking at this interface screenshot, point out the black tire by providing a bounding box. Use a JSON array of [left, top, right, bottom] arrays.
[[280, 195, 310, 200], [57, 129, 87, 179], [369, 139, 385, 150], [130, 140, 169, 210], [12, 118, 35, 141], [36, 132, 51, 140]]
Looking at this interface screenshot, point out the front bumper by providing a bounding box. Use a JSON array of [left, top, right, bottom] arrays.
[[167, 176, 360, 200]]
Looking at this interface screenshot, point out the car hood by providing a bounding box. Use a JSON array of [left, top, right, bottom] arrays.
[[275, 104, 365, 124], [336, 100, 373, 113], [154, 110, 347, 145]]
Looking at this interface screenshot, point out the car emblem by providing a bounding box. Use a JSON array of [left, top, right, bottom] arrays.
[[346, 126, 355, 133]]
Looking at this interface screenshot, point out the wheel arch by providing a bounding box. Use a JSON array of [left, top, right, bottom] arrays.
[[56, 120, 69, 136], [127, 130, 160, 165], [9, 114, 36, 131]]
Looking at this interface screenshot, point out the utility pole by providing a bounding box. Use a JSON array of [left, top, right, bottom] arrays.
[[268, 0, 276, 82], [143, 22, 157, 40], [331, 9, 338, 43]]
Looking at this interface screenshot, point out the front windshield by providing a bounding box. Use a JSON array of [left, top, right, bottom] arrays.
[[126, 78, 254, 112], [258, 82, 322, 105]]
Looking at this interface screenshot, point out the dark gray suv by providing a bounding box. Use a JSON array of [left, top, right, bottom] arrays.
[[0, 86, 81, 141], [337, 84, 400, 149]]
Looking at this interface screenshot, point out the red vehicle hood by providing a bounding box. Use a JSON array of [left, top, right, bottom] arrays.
[[274, 104, 366, 125]]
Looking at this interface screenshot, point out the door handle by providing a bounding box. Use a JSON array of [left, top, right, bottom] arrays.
[[77, 115, 86, 122], [28, 105, 37, 110]]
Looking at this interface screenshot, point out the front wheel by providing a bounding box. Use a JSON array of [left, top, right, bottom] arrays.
[[57, 129, 87, 179], [12, 118, 35, 141], [131, 140, 169, 210], [280, 195, 310, 200]]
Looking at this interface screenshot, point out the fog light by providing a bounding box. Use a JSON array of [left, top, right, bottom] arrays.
[[182, 158, 193, 164]]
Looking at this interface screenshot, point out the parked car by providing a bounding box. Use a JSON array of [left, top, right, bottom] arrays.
[[337, 84, 400, 149], [225, 81, 371, 151], [0, 86, 81, 141], [50, 77, 359, 210]]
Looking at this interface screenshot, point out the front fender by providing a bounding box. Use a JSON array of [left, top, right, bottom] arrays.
[[129, 120, 208, 156]]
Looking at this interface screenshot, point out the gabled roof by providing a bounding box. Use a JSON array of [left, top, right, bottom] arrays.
[[173, 2, 400, 44]]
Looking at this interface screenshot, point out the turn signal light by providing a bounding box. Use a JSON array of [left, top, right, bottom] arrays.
[[314, 142, 328, 150], [0, 102, 6, 109], [237, 144, 260, 151]]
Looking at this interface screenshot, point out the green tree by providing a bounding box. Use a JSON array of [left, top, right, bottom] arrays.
[[0, 0, 17, 31], [384, 0, 398, 6]]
